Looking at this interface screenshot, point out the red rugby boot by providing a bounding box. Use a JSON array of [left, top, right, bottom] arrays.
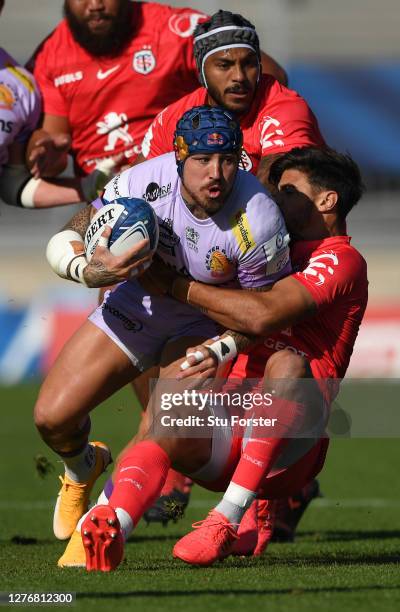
[[81, 505, 124, 572], [231, 500, 258, 556], [173, 510, 239, 567], [254, 499, 276, 556]]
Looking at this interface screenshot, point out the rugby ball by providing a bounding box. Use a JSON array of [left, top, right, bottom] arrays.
[[85, 197, 159, 262]]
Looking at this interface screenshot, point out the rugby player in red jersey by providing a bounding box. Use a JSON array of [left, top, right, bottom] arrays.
[[71, 147, 368, 571], [26, 1, 286, 180], [140, 10, 325, 190], [137, 9, 325, 530]]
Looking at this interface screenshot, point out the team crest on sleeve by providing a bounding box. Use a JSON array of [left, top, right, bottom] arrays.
[[133, 48, 156, 74], [303, 252, 339, 286], [168, 12, 207, 38], [0, 82, 17, 109]]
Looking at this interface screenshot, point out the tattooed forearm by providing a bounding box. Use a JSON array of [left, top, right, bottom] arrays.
[[62, 205, 92, 238], [83, 258, 115, 288]]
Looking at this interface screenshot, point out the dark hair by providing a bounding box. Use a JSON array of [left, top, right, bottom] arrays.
[[269, 147, 365, 219]]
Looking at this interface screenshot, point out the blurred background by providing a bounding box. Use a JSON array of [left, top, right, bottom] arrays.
[[0, 0, 399, 383]]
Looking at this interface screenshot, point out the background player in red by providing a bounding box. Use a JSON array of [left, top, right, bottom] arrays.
[[27, 1, 286, 180], [140, 10, 325, 190], [75, 146, 368, 571], [138, 9, 325, 527]]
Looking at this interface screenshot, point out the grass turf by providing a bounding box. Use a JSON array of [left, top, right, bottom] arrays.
[[0, 383, 399, 611]]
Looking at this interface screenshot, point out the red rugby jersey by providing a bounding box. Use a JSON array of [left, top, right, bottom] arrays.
[[232, 236, 368, 392], [31, 2, 207, 174], [141, 75, 325, 174]]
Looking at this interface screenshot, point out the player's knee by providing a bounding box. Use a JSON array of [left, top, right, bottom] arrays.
[[265, 350, 310, 380], [34, 398, 67, 438]]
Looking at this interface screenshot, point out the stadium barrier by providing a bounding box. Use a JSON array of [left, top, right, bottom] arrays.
[[0, 291, 399, 384]]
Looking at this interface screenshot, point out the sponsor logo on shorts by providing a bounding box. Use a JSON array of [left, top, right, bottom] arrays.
[[0, 82, 17, 109], [54, 71, 83, 87], [205, 246, 234, 278], [143, 182, 171, 203], [185, 226, 200, 252], [230, 210, 256, 255], [158, 217, 180, 255], [102, 301, 143, 332], [133, 48, 156, 74], [264, 336, 309, 358], [168, 12, 207, 38]]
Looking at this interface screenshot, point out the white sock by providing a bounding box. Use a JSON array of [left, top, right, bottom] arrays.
[[96, 490, 109, 505], [215, 482, 257, 528], [115, 507, 134, 541], [64, 443, 96, 482], [76, 505, 133, 542]]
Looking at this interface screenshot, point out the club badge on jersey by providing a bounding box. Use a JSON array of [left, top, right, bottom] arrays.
[[133, 48, 156, 75]]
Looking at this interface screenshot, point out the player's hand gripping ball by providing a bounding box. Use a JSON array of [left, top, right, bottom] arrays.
[[85, 197, 159, 262]]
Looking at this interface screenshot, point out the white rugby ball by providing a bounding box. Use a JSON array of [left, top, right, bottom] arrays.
[[85, 197, 159, 262]]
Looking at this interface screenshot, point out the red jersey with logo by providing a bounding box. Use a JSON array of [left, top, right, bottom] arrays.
[[232, 236, 368, 397], [31, 2, 207, 174], [141, 75, 325, 174]]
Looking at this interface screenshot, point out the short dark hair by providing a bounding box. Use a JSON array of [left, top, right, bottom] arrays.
[[269, 147, 365, 219]]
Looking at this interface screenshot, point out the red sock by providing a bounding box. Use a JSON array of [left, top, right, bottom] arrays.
[[232, 399, 305, 493], [109, 441, 170, 527]]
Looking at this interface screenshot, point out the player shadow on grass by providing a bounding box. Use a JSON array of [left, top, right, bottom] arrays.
[[77, 585, 400, 600], [298, 529, 400, 542]]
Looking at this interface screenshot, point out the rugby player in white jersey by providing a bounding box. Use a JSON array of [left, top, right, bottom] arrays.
[[35, 105, 291, 565]]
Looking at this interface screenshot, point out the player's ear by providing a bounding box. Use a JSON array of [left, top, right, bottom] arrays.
[[317, 190, 338, 213]]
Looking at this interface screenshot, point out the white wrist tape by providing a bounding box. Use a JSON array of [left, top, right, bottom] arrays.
[[20, 177, 41, 208], [207, 335, 238, 364], [46, 230, 88, 285], [180, 336, 238, 371]]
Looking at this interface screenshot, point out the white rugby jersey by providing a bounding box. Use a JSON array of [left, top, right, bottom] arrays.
[[97, 152, 291, 287]]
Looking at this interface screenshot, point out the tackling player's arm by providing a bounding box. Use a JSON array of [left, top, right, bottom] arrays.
[[174, 276, 315, 376], [172, 274, 315, 336], [26, 115, 71, 178], [1, 140, 109, 208]]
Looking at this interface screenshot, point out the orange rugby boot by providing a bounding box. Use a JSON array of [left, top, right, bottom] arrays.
[[53, 441, 112, 540]]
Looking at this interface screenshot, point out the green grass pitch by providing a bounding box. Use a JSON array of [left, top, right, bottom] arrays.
[[0, 383, 399, 611]]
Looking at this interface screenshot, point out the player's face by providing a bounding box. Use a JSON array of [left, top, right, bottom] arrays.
[[181, 153, 239, 216], [64, 0, 132, 56], [276, 169, 319, 237], [205, 48, 259, 116]]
